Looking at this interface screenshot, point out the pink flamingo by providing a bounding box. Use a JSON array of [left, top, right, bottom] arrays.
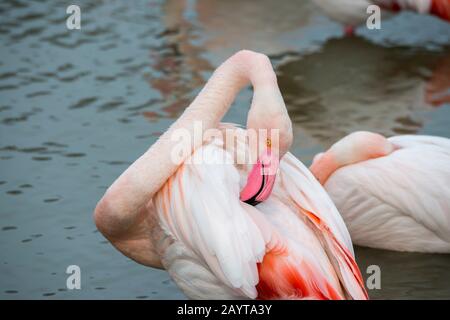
[[312, 0, 450, 35], [310, 131, 450, 253], [94, 50, 368, 299]]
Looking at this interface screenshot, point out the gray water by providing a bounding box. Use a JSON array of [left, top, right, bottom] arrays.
[[0, 0, 449, 299]]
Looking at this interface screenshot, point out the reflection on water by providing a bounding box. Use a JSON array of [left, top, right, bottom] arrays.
[[0, 0, 449, 299], [276, 37, 450, 159]]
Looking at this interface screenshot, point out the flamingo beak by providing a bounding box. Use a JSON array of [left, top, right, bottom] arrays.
[[239, 144, 279, 206]]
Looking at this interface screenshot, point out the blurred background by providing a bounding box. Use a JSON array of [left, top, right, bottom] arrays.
[[0, 0, 449, 299]]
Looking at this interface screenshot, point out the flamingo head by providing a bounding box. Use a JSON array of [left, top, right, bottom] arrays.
[[239, 87, 293, 206], [239, 139, 280, 206]]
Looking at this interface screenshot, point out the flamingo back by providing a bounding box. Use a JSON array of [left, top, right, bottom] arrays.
[[324, 135, 450, 252]]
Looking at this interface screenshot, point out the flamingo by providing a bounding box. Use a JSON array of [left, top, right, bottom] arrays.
[[310, 131, 450, 253], [312, 0, 450, 34], [94, 50, 368, 299]]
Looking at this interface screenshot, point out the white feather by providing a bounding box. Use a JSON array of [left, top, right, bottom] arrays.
[[325, 135, 450, 253]]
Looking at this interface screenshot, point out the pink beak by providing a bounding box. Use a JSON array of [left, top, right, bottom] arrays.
[[239, 148, 279, 206]]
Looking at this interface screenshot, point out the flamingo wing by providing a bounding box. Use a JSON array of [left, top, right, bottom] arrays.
[[273, 152, 369, 299], [248, 197, 347, 299], [154, 139, 266, 299], [325, 135, 450, 252]]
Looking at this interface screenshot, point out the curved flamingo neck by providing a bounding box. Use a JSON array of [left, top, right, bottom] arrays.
[[309, 152, 340, 185], [310, 132, 395, 185], [97, 51, 288, 237], [142, 51, 282, 198], [185, 51, 279, 129]]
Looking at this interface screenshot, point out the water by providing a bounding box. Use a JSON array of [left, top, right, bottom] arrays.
[[0, 0, 449, 299]]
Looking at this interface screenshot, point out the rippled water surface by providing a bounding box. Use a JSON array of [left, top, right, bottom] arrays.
[[1, 0, 449, 299]]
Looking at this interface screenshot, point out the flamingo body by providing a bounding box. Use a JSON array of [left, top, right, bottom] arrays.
[[153, 125, 368, 299], [312, 134, 450, 253]]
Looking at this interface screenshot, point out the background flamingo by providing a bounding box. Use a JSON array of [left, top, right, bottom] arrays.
[[312, 0, 450, 34], [94, 50, 368, 299], [310, 131, 450, 253]]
